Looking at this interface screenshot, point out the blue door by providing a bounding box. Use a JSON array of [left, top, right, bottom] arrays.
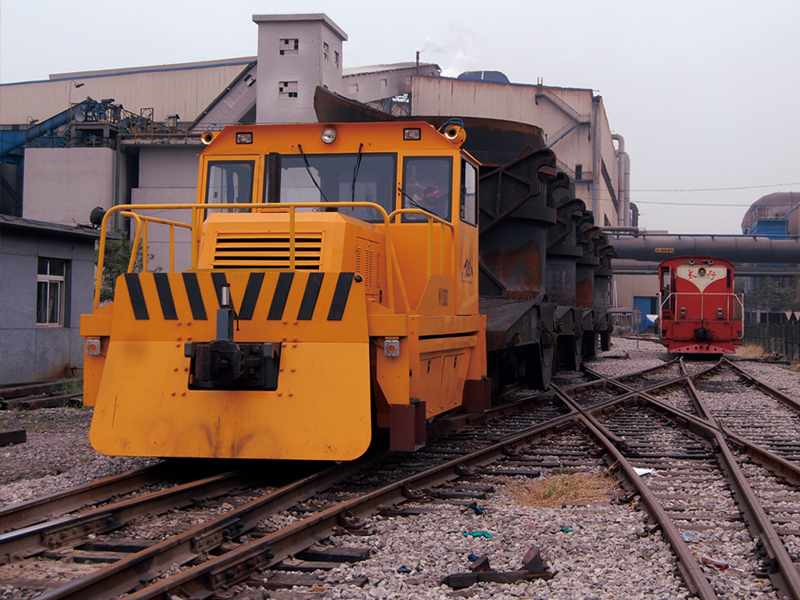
[[633, 296, 658, 332]]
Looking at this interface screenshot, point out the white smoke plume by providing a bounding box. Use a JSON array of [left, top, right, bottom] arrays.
[[416, 25, 482, 78]]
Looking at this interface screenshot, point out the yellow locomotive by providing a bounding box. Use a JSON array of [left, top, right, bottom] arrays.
[[81, 121, 488, 460]]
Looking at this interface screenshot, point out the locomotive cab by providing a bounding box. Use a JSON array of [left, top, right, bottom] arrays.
[[81, 122, 487, 460]]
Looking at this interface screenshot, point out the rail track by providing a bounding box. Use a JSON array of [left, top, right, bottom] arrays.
[[3, 349, 800, 598], [0, 379, 82, 411]]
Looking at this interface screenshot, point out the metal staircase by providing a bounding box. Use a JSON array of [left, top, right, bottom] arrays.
[[535, 87, 590, 149]]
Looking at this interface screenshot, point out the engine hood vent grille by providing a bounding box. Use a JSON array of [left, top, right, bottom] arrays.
[[212, 233, 323, 270]]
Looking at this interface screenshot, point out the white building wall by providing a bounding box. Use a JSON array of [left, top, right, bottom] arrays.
[[131, 145, 201, 272], [343, 64, 440, 103], [22, 147, 115, 225], [412, 77, 620, 227], [614, 266, 660, 315], [254, 14, 347, 124]]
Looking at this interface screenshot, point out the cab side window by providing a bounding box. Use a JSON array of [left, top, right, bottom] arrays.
[[402, 156, 452, 222], [205, 161, 255, 213], [460, 160, 478, 226]]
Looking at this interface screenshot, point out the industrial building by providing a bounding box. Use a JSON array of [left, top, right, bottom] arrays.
[[0, 12, 628, 382], [610, 191, 800, 333]]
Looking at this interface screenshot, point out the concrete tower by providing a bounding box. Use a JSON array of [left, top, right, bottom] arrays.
[[253, 13, 347, 124]]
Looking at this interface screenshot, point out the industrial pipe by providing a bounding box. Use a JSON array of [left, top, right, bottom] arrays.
[[611, 134, 630, 227], [610, 234, 800, 263]]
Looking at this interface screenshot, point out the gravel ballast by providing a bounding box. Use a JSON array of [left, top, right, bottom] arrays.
[[0, 337, 796, 599]]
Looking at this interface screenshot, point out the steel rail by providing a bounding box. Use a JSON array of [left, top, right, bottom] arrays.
[[33, 452, 390, 600], [613, 355, 681, 380], [0, 462, 168, 534], [626, 371, 800, 485], [723, 357, 800, 414], [554, 385, 718, 597], [428, 389, 579, 441], [676, 355, 725, 380], [721, 424, 800, 486], [560, 401, 719, 597], [556, 376, 631, 399], [682, 370, 800, 599], [66, 412, 582, 600], [626, 377, 800, 600], [0, 470, 251, 566], [25, 356, 794, 599], [711, 428, 800, 598], [582, 359, 721, 421], [642, 379, 800, 487]]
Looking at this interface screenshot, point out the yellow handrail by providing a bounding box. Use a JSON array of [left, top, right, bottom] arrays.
[[120, 212, 143, 273], [118, 210, 194, 283], [388, 208, 456, 279], [94, 201, 410, 311], [95, 201, 456, 315], [142, 219, 148, 273]]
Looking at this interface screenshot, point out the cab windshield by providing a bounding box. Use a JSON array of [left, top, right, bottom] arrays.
[[276, 153, 396, 223]]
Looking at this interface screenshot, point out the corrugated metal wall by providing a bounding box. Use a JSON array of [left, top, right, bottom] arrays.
[[0, 59, 254, 126]]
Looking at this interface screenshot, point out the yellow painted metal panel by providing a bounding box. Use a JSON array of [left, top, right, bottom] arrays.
[[418, 349, 470, 417], [457, 221, 479, 315], [89, 341, 371, 460], [417, 314, 484, 337], [366, 314, 408, 336], [80, 312, 113, 336], [89, 267, 371, 460], [414, 274, 454, 315], [418, 335, 477, 354]]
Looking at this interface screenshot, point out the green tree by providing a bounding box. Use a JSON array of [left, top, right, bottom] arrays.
[[95, 228, 149, 303], [748, 276, 800, 312]]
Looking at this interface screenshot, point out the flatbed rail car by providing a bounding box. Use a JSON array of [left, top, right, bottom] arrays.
[[81, 121, 488, 460], [657, 256, 744, 354]]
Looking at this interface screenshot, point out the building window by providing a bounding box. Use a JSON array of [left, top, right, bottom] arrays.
[[279, 81, 298, 98], [279, 38, 299, 56], [349, 83, 359, 94], [334, 51, 339, 68], [575, 164, 583, 180], [323, 42, 329, 60], [380, 78, 388, 89], [37, 258, 65, 326]]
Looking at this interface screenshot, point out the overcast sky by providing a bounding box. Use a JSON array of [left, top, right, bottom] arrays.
[[1, 0, 797, 235]]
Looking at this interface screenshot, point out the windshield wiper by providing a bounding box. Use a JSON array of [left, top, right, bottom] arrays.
[[398, 186, 441, 218], [297, 144, 329, 203], [350, 143, 364, 204]]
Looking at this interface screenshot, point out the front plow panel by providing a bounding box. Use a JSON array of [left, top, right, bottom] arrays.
[[89, 271, 371, 460]]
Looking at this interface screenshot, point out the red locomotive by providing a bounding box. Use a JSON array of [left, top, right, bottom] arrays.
[[658, 256, 743, 354]]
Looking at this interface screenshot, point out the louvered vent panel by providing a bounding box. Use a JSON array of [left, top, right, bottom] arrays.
[[212, 234, 322, 270], [355, 238, 382, 301]]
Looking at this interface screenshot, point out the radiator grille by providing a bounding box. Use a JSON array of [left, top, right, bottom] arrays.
[[212, 234, 322, 270]]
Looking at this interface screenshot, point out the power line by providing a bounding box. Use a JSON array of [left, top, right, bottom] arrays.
[[634, 201, 754, 206], [632, 182, 800, 193]]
